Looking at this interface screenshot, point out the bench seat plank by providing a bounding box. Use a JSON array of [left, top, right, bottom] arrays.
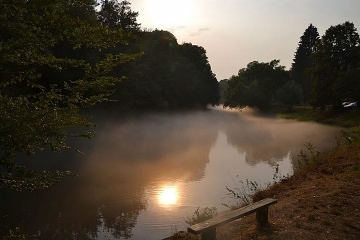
[[188, 198, 277, 234]]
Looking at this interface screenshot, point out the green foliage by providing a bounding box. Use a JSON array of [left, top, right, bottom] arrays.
[[226, 180, 261, 205], [225, 21, 359, 112], [0, 227, 38, 240], [275, 105, 360, 128], [168, 231, 199, 240], [222, 74, 249, 109], [185, 207, 218, 226], [310, 22, 360, 108], [0, 167, 74, 192], [275, 80, 303, 109], [336, 129, 360, 146], [225, 165, 288, 207], [297, 142, 320, 166], [97, 0, 141, 31], [0, 0, 139, 190], [0, 0, 218, 191], [218, 79, 229, 103], [334, 67, 360, 103], [224, 60, 289, 110]]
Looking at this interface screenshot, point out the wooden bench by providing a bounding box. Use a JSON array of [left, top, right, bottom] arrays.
[[187, 198, 277, 240]]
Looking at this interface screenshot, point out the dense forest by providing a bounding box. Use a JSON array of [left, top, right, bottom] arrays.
[[0, 0, 219, 191], [113, 31, 219, 109], [221, 22, 360, 111]]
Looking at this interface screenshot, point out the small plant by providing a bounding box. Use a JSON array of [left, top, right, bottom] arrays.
[[225, 165, 290, 208], [168, 225, 200, 239], [336, 129, 360, 146], [185, 207, 217, 226], [1, 227, 38, 240], [297, 142, 320, 167], [271, 164, 290, 184], [168, 231, 199, 240], [168, 231, 200, 240], [226, 179, 264, 206]]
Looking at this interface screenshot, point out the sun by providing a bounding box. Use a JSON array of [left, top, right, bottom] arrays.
[[158, 186, 178, 206], [146, 0, 194, 28]]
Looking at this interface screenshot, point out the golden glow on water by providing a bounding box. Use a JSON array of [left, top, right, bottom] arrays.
[[158, 186, 178, 206]]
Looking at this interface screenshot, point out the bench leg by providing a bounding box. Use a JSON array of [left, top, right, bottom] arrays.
[[201, 228, 216, 240], [256, 207, 269, 227]]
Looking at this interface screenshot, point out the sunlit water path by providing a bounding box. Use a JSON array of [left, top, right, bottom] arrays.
[[0, 107, 341, 239]]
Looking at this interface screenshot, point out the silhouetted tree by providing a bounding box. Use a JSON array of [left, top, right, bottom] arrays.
[[97, 0, 140, 31], [291, 24, 319, 103], [0, 0, 139, 191], [310, 22, 360, 109], [224, 60, 289, 110], [219, 79, 229, 103], [334, 67, 360, 103], [275, 80, 303, 110], [178, 43, 219, 107], [113, 30, 219, 109], [113, 30, 177, 109]]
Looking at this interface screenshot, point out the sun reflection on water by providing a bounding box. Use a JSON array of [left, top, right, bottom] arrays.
[[158, 186, 178, 206]]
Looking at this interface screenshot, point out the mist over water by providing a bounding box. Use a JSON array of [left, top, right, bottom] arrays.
[[0, 107, 342, 239]]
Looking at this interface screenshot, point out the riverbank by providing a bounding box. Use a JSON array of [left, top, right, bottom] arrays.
[[219, 108, 360, 239], [170, 107, 360, 240], [217, 130, 360, 239]]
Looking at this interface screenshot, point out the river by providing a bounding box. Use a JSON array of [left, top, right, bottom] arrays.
[[0, 107, 341, 239]]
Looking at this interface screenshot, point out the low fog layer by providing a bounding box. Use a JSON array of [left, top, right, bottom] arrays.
[[81, 106, 341, 186], [0, 107, 342, 240]]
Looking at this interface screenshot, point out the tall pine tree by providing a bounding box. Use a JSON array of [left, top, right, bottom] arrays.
[[291, 24, 319, 103], [311, 22, 359, 109]]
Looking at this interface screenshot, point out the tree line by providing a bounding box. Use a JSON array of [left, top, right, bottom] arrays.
[[113, 30, 219, 109], [0, 0, 219, 191], [222, 22, 360, 110], [98, 1, 219, 110]]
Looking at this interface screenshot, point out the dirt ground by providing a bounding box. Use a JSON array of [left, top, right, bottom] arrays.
[[216, 140, 360, 240]]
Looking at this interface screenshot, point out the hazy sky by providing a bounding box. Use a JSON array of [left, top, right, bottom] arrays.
[[130, 0, 360, 80]]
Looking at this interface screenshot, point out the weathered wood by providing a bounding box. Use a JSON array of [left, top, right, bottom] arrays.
[[256, 206, 269, 227], [188, 198, 277, 239], [201, 227, 216, 240]]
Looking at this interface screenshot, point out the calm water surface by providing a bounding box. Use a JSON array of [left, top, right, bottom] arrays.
[[0, 107, 341, 239]]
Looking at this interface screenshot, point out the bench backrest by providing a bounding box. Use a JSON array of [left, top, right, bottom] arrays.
[[188, 198, 277, 234]]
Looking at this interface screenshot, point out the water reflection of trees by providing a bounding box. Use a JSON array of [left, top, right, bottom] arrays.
[[0, 109, 340, 239], [0, 176, 147, 239], [221, 110, 340, 166], [0, 111, 219, 240], [85, 112, 219, 182], [224, 119, 290, 166], [99, 202, 143, 239]]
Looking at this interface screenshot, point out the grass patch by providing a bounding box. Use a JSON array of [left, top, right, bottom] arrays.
[[166, 231, 199, 240], [273, 106, 360, 128], [185, 207, 218, 226], [225, 165, 290, 208]]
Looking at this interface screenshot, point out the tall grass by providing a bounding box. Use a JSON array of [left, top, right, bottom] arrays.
[[224, 164, 289, 209], [185, 207, 218, 226], [297, 142, 320, 167]]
